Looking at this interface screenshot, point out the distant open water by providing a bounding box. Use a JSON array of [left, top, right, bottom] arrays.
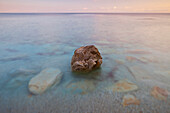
[[0, 13, 170, 113]]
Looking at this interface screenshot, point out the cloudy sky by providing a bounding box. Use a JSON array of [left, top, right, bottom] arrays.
[[0, 0, 170, 13]]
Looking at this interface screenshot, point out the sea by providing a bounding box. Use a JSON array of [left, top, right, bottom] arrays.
[[0, 13, 170, 113]]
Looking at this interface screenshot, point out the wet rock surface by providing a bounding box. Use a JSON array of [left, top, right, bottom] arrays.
[[28, 68, 63, 95], [122, 94, 140, 107], [112, 79, 138, 92], [150, 86, 169, 101], [71, 45, 102, 72], [105, 79, 138, 93]]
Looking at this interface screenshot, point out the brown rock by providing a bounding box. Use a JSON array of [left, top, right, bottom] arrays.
[[150, 86, 168, 101], [112, 79, 138, 92], [122, 94, 140, 107], [71, 45, 102, 72]]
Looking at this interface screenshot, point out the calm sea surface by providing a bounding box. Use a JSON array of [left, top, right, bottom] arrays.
[[0, 13, 170, 113]]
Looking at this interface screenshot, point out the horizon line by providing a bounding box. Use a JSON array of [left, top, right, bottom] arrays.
[[0, 12, 170, 16], [0, 12, 170, 14]]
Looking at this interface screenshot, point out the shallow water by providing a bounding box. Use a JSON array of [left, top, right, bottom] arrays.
[[0, 13, 170, 113]]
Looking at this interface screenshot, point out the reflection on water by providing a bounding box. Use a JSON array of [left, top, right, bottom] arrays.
[[0, 13, 170, 113]]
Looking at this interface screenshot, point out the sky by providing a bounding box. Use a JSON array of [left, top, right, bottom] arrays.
[[0, 0, 170, 13]]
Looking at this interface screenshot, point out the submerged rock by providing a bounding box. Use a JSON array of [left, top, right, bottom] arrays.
[[28, 68, 62, 95], [113, 79, 138, 92], [66, 80, 96, 95], [150, 86, 168, 101], [122, 94, 140, 107], [71, 45, 102, 72]]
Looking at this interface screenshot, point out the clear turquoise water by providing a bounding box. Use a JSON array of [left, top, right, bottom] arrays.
[[0, 13, 170, 113]]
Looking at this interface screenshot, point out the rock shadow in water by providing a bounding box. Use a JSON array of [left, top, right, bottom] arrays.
[[71, 67, 102, 81]]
